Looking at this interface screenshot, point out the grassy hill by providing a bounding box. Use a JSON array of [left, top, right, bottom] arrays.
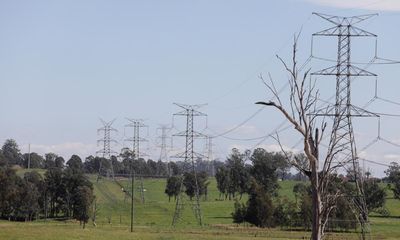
[[1, 170, 400, 239], [92, 176, 246, 227]]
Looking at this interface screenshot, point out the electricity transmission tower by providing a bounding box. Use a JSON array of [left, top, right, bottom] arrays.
[[96, 118, 118, 182], [311, 13, 379, 239], [204, 136, 215, 176], [172, 103, 207, 227], [125, 118, 148, 204], [157, 124, 172, 176]]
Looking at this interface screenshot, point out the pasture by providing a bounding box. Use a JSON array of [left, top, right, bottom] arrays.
[[1, 173, 400, 239]]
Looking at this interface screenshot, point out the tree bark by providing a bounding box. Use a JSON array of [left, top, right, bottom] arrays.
[[311, 161, 322, 240]]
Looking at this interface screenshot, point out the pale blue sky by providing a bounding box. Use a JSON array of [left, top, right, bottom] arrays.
[[1, 0, 400, 176]]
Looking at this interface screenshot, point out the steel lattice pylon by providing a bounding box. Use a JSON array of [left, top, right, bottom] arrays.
[[125, 118, 148, 204], [311, 13, 379, 239], [96, 118, 118, 182], [157, 124, 172, 176], [204, 136, 215, 176], [172, 103, 207, 227]]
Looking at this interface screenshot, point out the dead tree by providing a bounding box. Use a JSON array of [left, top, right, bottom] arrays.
[[256, 36, 351, 240]]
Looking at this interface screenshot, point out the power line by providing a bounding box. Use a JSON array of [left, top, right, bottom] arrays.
[[312, 55, 400, 65], [379, 137, 400, 148], [207, 14, 313, 105], [376, 96, 400, 107], [359, 158, 391, 168], [204, 16, 317, 140], [207, 106, 265, 138]]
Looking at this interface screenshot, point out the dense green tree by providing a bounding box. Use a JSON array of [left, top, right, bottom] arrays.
[[385, 162, 400, 199], [226, 148, 249, 199], [244, 180, 275, 227], [156, 160, 168, 176], [0, 167, 20, 218], [24, 171, 44, 188], [391, 177, 400, 199], [250, 148, 279, 195], [197, 171, 210, 200], [84, 155, 102, 174], [215, 166, 230, 199], [146, 159, 158, 175], [299, 192, 312, 230], [22, 152, 44, 169], [0, 150, 6, 167], [364, 179, 386, 212], [385, 162, 400, 182], [165, 176, 181, 201], [2, 139, 22, 165], [55, 156, 65, 168], [15, 180, 40, 221], [107, 155, 123, 175], [24, 171, 46, 217], [169, 161, 181, 176], [67, 155, 83, 173], [0, 167, 41, 221], [73, 186, 94, 228], [273, 197, 297, 227], [274, 153, 291, 181], [63, 167, 92, 217], [44, 153, 58, 169], [119, 148, 134, 173], [183, 171, 209, 200], [232, 200, 247, 224], [44, 167, 64, 217], [330, 197, 357, 231], [132, 158, 146, 175], [0, 158, 95, 224], [293, 182, 308, 205]]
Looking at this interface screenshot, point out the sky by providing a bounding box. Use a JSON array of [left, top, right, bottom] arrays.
[[1, 0, 400, 177]]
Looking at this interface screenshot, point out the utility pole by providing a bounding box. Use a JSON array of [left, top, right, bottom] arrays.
[[130, 167, 134, 232], [157, 124, 172, 176], [125, 118, 148, 204], [311, 13, 379, 239], [96, 118, 118, 182], [171, 103, 207, 227]]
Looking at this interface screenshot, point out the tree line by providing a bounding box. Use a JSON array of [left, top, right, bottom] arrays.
[[0, 139, 94, 228], [0, 139, 217, 178], [212, 148, 391, 232], [2, 138, 400, 232]]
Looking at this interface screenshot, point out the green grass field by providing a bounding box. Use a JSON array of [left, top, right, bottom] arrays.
[[1, 173, 400, 239]]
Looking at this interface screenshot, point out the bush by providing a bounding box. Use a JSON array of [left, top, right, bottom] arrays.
[[232, 200, 247, 224], [299, 193, 312, 230], [273, 197, 298, 228], [231, 179, 275, 228]]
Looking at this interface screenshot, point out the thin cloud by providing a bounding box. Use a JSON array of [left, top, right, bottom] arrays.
[[21, 142, 97, 160], [384, 154, 400, 160], [230, 144, 299, 154], [220, 124, 259, 136], [304, 0, 400, 11]]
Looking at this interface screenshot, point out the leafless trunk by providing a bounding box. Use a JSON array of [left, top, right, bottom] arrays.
[[311, 161, 322, 240], [256, 36, 346, 240]]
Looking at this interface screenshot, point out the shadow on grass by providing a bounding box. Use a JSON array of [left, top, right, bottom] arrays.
[[211, 216, 232, 219], [370, 215, 400, 219]]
